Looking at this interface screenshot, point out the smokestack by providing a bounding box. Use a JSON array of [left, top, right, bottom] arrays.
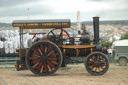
[[93, 17, 100, 44]]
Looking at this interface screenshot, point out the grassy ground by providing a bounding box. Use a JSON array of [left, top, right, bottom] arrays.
[[0, 63, 128, 85]]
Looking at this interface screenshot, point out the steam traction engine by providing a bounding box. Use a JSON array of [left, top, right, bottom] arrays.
[[12, 17, 109, 76]]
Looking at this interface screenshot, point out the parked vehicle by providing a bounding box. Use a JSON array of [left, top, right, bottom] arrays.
[[112, 40, 128, 66]]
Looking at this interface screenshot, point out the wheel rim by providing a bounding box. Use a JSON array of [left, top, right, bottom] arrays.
[[85, 52, 109, 75], [119, 58, 127, 66], [26, 41, 62, 76]]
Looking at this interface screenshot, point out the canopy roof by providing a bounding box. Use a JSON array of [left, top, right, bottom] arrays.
[[12, 19, 71, 29], [112, 39, 128, 46]]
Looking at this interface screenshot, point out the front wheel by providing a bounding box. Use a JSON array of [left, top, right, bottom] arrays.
[[118, 57, 127, 66], [85, 52, 109, 76]]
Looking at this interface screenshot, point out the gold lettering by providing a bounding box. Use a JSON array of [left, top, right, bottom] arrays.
[[42, 23, 44, 26], [62, 23, 68, 26], [27, 23, 39, 26], [49, 23, 52, 25], [13, 22, 69, 27], [46, 23, 49, 25]]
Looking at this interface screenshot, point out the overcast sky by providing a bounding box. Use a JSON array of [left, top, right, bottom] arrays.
[[0, 0, 128, 23]]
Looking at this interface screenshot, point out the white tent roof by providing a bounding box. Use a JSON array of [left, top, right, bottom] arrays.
[[112, 39, 128, 46]]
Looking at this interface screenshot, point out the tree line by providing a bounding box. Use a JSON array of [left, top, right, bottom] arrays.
[[101, 32, 128, 47]]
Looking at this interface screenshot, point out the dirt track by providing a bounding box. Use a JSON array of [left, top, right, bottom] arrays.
[[0, 63, 128, 85]]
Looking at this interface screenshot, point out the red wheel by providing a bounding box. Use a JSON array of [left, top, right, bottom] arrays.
[[85, 52, 109, 76], [26, 41, 62, 76]]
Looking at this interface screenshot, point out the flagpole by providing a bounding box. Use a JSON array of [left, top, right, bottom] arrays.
[[28, 8, 29, 20], [28, 8, 30, 33]]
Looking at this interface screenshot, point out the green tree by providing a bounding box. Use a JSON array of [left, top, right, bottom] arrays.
[[100, 37, 114, 47], [101, 41, 113, 47], [120, 32, 128, 40]]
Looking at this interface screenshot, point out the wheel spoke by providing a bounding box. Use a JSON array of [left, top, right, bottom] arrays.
[[97, 66, 100, 72], [45, 45, 48, 53], [44, 63, 48, 72], [88, 61, 94, 64], [32, 59, 40, 64], [90, 58, 95, 62], [37, 62, 42, 70], [93, 56, 97, 61], [100, 63, 106, 67], [34, 54, 40, 58], [47, 61, 54, 68], [97, 55, 100, 61], [99, 65, 104, 71], [89, 64, 95, 67], [47, 65, 52, 72], [47, 46, 52, 54], [52, 61, 57, 64], [49, 53, 57, 57], [29, 57, 38, 60], [98, 57, 102, 62], [33, 49, 40, 55], [100, 61, 105, 64], [41, 44, 44, 53], [100, 61, 106, 66], [48, 58, 57, 60], [99, 57, 103, 62], [40, 64, 44, 73], [33, 62, 39, 68], [95, 67, 97, 72], [91, 67, 95, 71], [48, 50, 54, 57], [38, 48, 42, 55]]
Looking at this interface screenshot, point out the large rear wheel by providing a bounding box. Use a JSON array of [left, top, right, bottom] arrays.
[[26, 41, 62, 76], [85, 52, 109, 76]]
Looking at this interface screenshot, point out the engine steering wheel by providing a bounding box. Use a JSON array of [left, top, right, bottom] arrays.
[[47, 29, 70, 44]]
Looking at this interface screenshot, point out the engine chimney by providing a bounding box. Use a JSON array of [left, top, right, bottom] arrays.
[[93, 17, 100, 44]]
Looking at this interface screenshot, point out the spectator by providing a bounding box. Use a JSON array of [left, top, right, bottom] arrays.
[[107, 46, 112, 54], [102, 46, 108, 54], [107, 46, 114, 62]]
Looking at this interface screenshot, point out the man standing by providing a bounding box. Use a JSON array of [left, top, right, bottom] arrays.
[[81, 24, 89, 35]]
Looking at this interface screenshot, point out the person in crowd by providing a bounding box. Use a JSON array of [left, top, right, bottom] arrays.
[[107, 46, 114, 62], [107, 46, 112, 54], [102, 46, 113, 62], [102, 46, 108, 54]]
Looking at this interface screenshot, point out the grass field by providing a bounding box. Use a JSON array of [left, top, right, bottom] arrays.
[[0, 63, 128, 85]]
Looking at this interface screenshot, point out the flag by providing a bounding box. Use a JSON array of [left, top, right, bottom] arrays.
[[62, 31, 67, 36]]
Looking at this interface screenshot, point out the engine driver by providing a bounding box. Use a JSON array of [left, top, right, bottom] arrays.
[[81, 24, 89, 35]]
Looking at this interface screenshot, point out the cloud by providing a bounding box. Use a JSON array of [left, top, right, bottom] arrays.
[[87, 0, 105, 2], [0, 0, 53, 17], [0, 0, 38, 7], [0, 0, 127, 23]]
